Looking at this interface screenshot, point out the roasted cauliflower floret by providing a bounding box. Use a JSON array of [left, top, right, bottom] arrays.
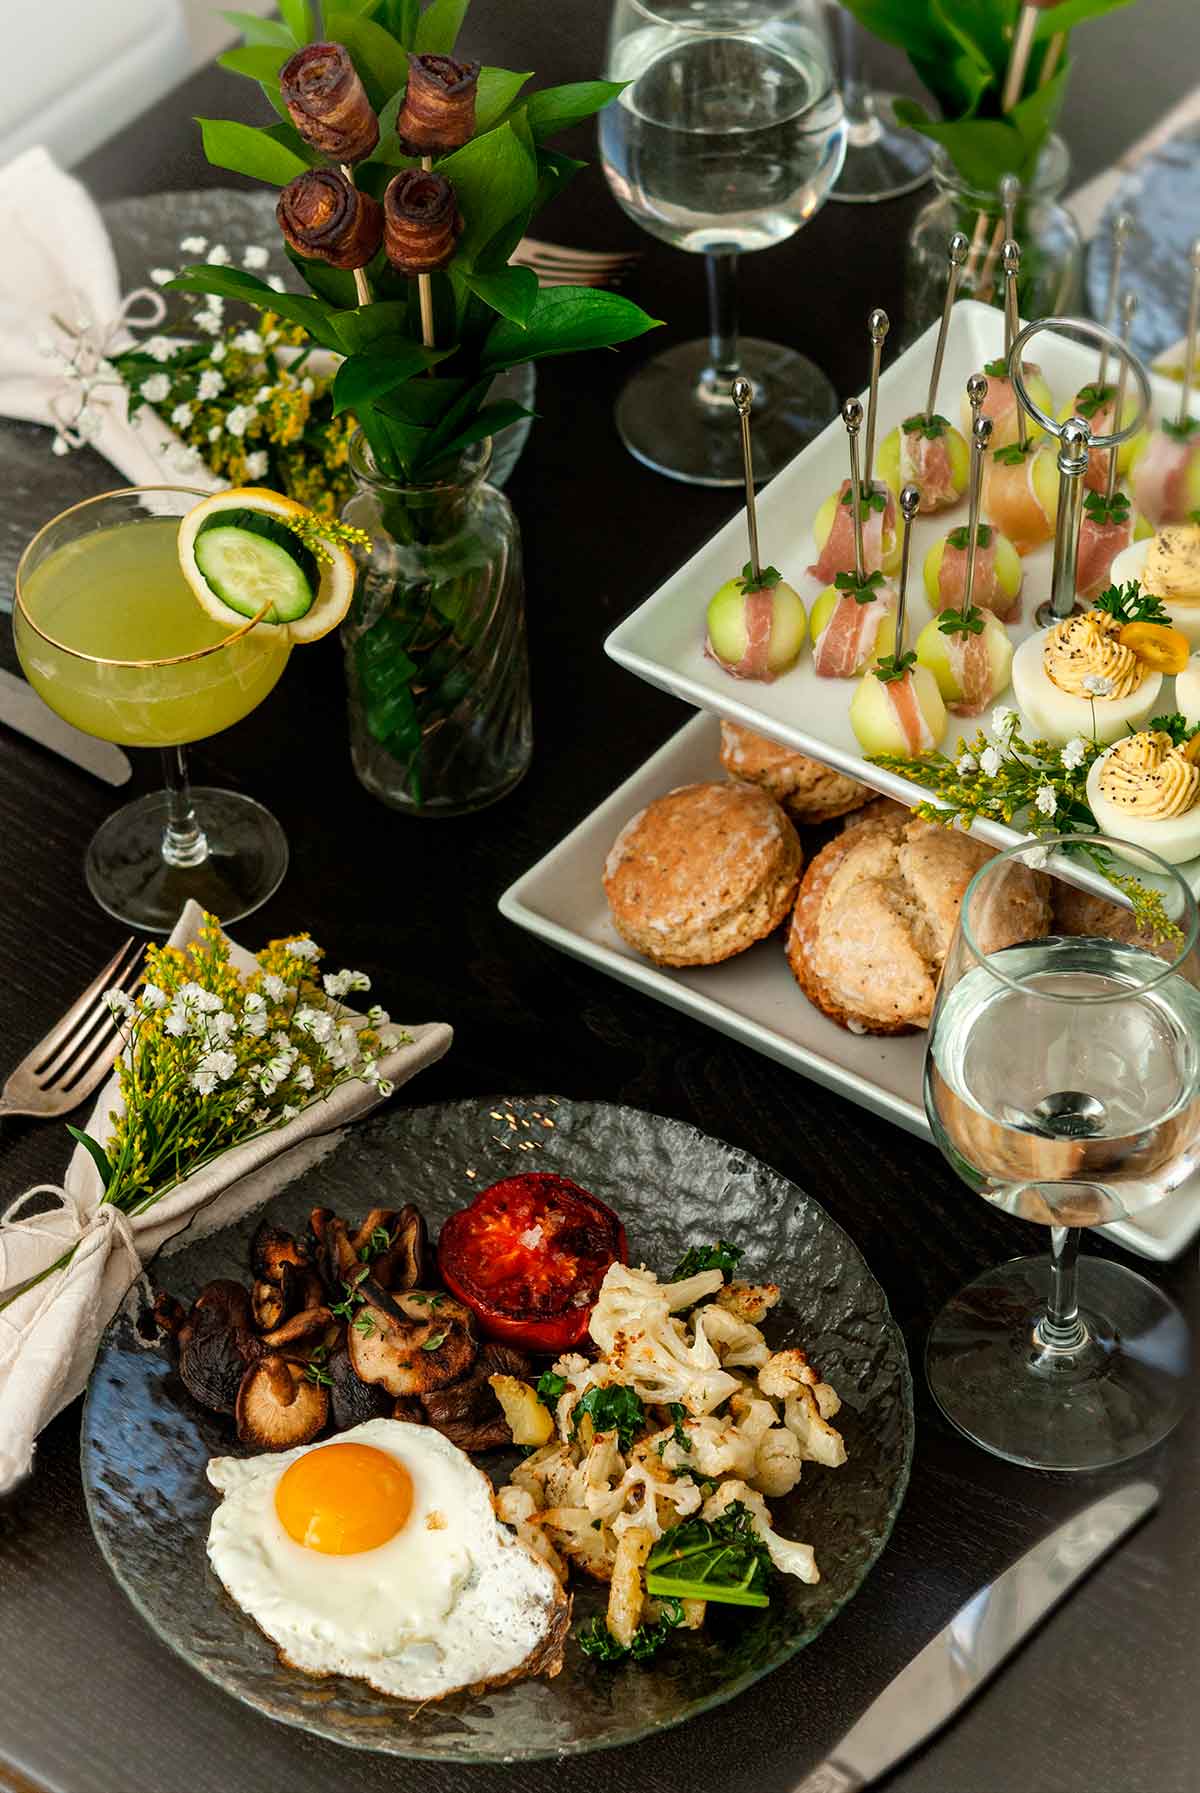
[[510, 1439, 577, 1507], [541, 1505, 617, 1581], [588, 1452, 701, 1540], [659, 1413, 757, 1481], [715, 1281, 781, 1324], [751, 1425, 804, 1498], [589, 1264, 738, 1415], [702, 1479, 819, 1585], [757, 1347, 820, 1401], [494, 1484, 568, 1582], [606, 1525, 654, 1648], [695, 1303, 769, 1369], [785, 1383, 847, 1468]]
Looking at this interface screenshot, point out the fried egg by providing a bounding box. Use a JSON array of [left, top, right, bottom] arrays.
[[206, 1417, 566, 1700]]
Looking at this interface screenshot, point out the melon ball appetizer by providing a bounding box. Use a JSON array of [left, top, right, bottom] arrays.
[[808, 481, 900, 582], [923, 523, 1023, 621], [961, 358, 1054, 450], [850, 652, 947, 756], [1115, 524, 1200, 647], [705, 562, 807, 681], [810, 570, 897, 678], [1130, 417, 1200, 526], [1057, 386, 1147, 492], [915, 604, 1014, 717], [1010, 587, 1180, 746], [982, 441, 1059, 557], [1086, 725, 1200, 865], [876, 415, 969, 514]]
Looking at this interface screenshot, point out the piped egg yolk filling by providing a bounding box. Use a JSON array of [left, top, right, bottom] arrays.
[[275, 1442, 413, 1554]]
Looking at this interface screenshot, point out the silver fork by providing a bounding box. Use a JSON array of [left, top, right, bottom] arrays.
[[511, 236, 643, 288], [0, 938, 145, 1120]]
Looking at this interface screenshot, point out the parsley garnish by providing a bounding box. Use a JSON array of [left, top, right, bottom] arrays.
[[1162, 417, 1200, 442], [1072, 381, 1115, 420], [839, 486, 888, 517], [577, 1598, 685, 1663], [983, 357, 1009, 381], [570, 1384, 645, 1454], [668, 1403, 692, 1454], [1093, 579, 1168, 625], [992, 442, 1032, 466], [873, 650, 917, 684], [1083, 490, 1131, 527], [946, 523, 993, 551], [671, 1241, 743, 1280], [833, 568, 887, 605], [937, 604, 985, 637], [646, 1502, 773, 1608], [902, 412, 949, 440], [536, 1369, 568, 1410], [738, 561, 782, 594], [1147, 712, 1193, 747]]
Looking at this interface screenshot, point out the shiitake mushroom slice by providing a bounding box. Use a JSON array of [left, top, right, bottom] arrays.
[[348, 1288, 475, 1397], [236, 1355, 327, 1449], [251, 1221, 308, 1286], [177, 1281, 259, 1416]]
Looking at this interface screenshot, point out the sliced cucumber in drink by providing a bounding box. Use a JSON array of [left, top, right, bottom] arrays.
[[194, 512, 318, 623]]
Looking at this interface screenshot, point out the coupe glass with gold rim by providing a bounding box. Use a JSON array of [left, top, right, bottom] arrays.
[[14, 488, 290, 933], [924, 834, 1198, 1472]]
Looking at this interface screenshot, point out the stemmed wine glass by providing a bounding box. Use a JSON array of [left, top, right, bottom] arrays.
[[13, 488, 291, 933], [924, 836, 1199, 1471], [827, 4, 932, 204], [599, 0, 846, 487]]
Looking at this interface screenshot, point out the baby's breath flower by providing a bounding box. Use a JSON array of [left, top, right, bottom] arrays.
[[242, 245, 270, 270], [139, 983, 167, 1011], [149, 267, 175, 285], [1061, 737, 1088, 770], [143, 336, 177, 362], [286, 937, 320, 963], [139, 373, 170, 403], [956, 752, 977, 775], [206, 243, 231, 266], [280, 1104, 301, 1124], [192, 1070, 218, 1096], [106, 989, 135, 1021], [323, 969, 370, 998], [164, 1004, 191, 1038], [225, 403, 257, 438], [267, 274, 286, 293], [233, 330, 263, 354], [1021, 843, 1051, 869], [1082, 674, 1113, 697], [980, 746, 1002, 777], [1035, 784, 1058, 816], [171, 403, 194, 428], [198, 1049, 238, 1084], [180, 235, 207, 254], [262, 974, 289, 1002], [195, 311, 223, 336], [197, 369, 225, 401], [208, 340, 227, 362], [296, 1006, 335, 1043], [244, 450, 269, 479], [991, 705, 1018, 739], [293, 1063, 315, 1091]]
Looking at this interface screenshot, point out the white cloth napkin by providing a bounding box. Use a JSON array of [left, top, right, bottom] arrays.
[[0, 144, 221, 487], [0, 900, 453, 1495]]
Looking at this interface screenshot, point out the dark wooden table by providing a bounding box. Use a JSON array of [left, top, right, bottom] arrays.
[[2, 5, 1199, 1791]]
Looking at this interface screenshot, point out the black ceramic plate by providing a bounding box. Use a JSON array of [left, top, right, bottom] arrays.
[[81, 1096, 913, 1763]]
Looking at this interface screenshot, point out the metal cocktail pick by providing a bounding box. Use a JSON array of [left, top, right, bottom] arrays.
[[894, 484, 921, 662], [925, 234, 969, 424], [967, 371, 988, 437], [864, 309, 889, 488], [1175, 237, 1200, 430], [1105, 291, 1138, 504], [1045, 416, 1093, 624], [979, 173, 1020, 300], [842, 396, 866, 583], [1096, 211, 1133, 392], [731, 376, 761, 581], [964, 413, 994, 613], [1003, 240, 1029, 452]]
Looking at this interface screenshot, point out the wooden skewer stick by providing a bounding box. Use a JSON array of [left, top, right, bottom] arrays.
[[1176, 237, 1200, 430], [1001, 3, 1041, 111], [732, 377, 761, 582], [339, 163, 372, 308], [843, 397, 866, 584], [1105, 291, 1138, 505], [963, 414, 993, 615], [863, 309, 889, 489], [1002, 240, 1028, 452], [894, 484, 920, 661], [417, 155, 437, 351], [1039, 29, 1066, 87], [977, 173, 1019, 304], [925, 234, 969, 423], [1096, 211, 1133, 392]]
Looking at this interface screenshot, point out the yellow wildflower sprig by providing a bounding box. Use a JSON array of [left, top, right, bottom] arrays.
[[281, 513, 371, 566]]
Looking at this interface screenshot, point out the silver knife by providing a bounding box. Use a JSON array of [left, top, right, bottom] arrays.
[[0, 666, 131, 785], [794, 1481, 1159, 1792]]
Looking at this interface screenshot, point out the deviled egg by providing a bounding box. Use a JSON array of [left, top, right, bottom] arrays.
[[1086, 730, 1200, 865], [1011, 607, 1165, 745], [1115, 525, 1200, 649]]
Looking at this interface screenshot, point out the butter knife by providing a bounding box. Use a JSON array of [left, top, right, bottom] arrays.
[[0, 667, 131, 785], [794, 1481, 1159, 1792]]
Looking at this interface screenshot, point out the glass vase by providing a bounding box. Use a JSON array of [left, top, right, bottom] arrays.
[[904, 134, 1082, 342], [341, 434, 532, 817]]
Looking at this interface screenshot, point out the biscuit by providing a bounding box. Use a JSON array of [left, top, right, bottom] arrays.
[[719, 722, 871, 823], [787, 814, 1050, 1033], [604, 781, 802, 967]]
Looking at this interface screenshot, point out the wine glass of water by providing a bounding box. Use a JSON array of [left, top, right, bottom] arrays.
[[600, 0, 846, 486], [924, 835, 1200, 1472]]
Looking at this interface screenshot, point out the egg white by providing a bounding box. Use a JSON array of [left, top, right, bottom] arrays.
[[1176, 654, 1200, 724], [1010, 630, 1162, 746], [207, 1417, 562, 1700], [1085, 747, 1200, 865], [1111, 538, 1200, 649]]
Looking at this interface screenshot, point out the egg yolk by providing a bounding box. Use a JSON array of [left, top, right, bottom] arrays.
[[275, 1443, 413, 1554]]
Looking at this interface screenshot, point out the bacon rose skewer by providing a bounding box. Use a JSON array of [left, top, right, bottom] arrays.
[[925, 376, 1024, 620], [279, 42, 381, 305], [878, 234, 970, 513], [704, 378, 807, 681], [1133, 239, 1200, 526], [851, 484, 947, 755], [916, 414, 1015, 716], [392, 56, 480, 351], [1077, 292, 1143, 600], [277, 168, 382, 270], [811, 399, 898, 678], [809, 314, 900, 583]]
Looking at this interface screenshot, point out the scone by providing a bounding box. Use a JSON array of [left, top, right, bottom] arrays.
[[604, 781, 802, 967], [719, 722, 871, 823], [787, 813, 1051, 1033], [1053, 882, 1161, 951]]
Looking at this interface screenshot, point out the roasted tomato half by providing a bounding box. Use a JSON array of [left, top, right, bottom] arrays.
[[436, 1173, 627, 1353]]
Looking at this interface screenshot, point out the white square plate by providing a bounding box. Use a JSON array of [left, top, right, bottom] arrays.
[[499, 710, 1200, 1263], [605, 301, 1199, 894]]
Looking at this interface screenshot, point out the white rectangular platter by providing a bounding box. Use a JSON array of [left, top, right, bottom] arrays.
[[605, 301, 1199, 895], [499, 709, 1200, 1263]]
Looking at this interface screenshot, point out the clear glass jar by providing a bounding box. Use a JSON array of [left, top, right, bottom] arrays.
[[904, 135, 1082, 341], [341, 434, 532, 817]]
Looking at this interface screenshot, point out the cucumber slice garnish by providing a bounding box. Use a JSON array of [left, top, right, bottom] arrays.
[[193, 515, 317, 624]]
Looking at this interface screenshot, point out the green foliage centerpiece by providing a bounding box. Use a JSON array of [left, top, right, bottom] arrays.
[[176, 0, 660, 812]]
